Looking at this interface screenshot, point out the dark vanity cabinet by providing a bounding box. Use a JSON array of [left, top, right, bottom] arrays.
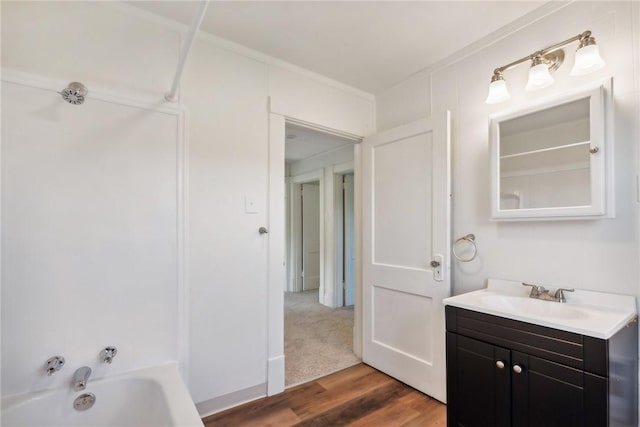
[[446, 306, 638, 427]]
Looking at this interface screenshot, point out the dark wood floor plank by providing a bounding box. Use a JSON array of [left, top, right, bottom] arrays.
[[293, 380, 411, 426], [315, 363, 376, 390], [347, 390, 425, 427], [399, 401, 447, 427], [203, 364, 446, 427], [400, 389, 444, 412], [203, 382, 325, 426], [207, 407, 302, 427], [290, 370, 396, 419]]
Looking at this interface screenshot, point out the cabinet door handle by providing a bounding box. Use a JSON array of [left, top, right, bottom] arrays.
[[496, 361, 505, 369], [512, 365, 523, 374]]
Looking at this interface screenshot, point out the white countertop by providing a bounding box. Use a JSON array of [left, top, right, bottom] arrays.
[[443, 279, 637, 339]]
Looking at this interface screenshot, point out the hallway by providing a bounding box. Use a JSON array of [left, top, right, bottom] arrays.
[[284, 290, 359, 386]]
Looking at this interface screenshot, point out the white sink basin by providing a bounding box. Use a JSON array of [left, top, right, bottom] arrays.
[[476, 294, 587, 320], [443, 279, 637, 339]]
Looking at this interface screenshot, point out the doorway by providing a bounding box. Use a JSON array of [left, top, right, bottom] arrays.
[[283, 123, 359, 386]]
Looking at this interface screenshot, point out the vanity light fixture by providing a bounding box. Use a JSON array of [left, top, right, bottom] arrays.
[[486, 71, 511, 104], [485, 30, 605, 104]]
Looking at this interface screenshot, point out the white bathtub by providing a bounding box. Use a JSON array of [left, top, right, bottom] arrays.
[[1, 363, 204, 427]]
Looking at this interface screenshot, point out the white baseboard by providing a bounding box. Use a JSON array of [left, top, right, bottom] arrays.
[[196, 383, 267, 419], [267, 355, 285, 396]]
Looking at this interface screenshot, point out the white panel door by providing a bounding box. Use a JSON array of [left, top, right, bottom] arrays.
[[362, 113, 450, 402], [301, 183, 320, 291]]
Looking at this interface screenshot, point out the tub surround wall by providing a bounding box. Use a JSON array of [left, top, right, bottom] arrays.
[[1, 76, 182, 397], [0, 0, 374, 408]]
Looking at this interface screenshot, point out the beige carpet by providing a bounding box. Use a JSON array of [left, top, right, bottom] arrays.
[[284, 290, 360, 386]]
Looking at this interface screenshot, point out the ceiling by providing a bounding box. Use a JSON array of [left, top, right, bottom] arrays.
[[126, 1, 554, 94], [284, 124, 354, 163]]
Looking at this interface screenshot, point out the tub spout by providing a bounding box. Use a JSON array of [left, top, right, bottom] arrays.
[[73, 367, 91, 391]]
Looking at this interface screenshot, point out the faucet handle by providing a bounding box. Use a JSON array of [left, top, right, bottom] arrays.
[[522, 282, 547, 296], [553, 288, 575, 303], [45, 355, 65, 376], [100, 346, 118, 364]]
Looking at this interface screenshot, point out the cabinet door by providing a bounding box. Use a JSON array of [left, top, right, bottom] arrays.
[[511, 351, 606, 427], [447, 333, 511, 427]]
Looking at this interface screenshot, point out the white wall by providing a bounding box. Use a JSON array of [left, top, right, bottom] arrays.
[[182, 37, 271, 404], [376, 1, 639, 298], [0, 0, 374, 408], [270, 68, 374, 137]]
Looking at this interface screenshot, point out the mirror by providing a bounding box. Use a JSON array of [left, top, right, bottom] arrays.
[[489, 79, 613, 221]]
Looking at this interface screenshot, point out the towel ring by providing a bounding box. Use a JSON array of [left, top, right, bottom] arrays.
[[453, 234, 478, 262]]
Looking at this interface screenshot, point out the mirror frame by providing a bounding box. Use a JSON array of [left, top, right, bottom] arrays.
[[489, 78, 613, 221]]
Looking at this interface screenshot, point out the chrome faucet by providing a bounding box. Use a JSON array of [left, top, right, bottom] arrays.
[[522, 283, 574, 303], [553, 287, 575, 303], [522, 282, 549, 298], [73, 366, 92, 391]]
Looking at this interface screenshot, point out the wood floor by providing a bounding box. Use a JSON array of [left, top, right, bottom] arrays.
[[203, 363, 446, 427]]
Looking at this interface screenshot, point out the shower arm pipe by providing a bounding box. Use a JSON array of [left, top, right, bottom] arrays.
[[492, 31, 590, 75], [165, 1, 209, 102]]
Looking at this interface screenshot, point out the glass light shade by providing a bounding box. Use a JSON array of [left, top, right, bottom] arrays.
[[570, 44, 605, 76], [525, 63, 554, 91], [485, 79, 511, 104]]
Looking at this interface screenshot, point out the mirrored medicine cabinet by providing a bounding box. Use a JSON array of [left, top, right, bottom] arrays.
[[489, 79, 613, 221]]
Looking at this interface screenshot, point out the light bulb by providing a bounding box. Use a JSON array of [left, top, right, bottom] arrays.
[[485, 77, 510, 104], [571, 44, 605, 76], [525, 63, 554, 91]]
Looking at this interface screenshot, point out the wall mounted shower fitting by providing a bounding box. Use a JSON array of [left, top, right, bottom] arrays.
[[59, 82, 88, 105], [44, 355, 65, 376], [100, 346, 117, 364]]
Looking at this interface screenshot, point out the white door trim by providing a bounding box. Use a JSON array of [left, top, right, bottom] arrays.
[[287, 181, 302, 293], [289, 171, 324, 296], [267, 111, 363, 395], [267, 113, 286, 395], [333, 164, 355, 308]]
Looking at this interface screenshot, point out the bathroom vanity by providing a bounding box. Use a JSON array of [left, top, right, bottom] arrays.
[[444, 279, 638, 427]]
